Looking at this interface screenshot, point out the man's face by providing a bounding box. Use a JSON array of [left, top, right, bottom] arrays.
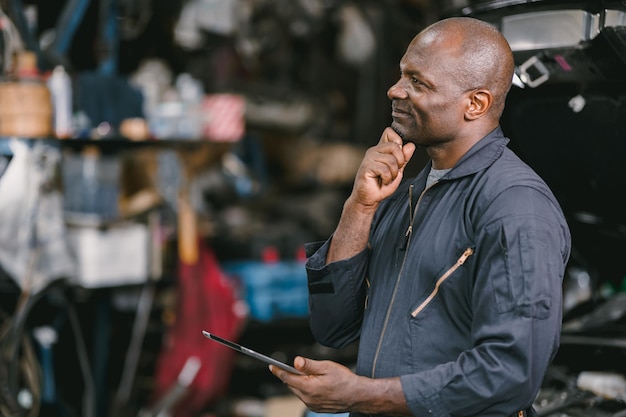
[[387, 33, 468, 147]]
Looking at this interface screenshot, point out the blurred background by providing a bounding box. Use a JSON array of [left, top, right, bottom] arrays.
[[0, 1, 625, 416]]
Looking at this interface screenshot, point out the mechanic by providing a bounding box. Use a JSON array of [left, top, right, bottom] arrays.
[[269, 16, 571, 417]]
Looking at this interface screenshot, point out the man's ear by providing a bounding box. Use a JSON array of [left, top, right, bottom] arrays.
[[465, 89, 492, 120]]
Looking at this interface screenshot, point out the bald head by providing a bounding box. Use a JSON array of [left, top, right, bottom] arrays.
[[413, 17, 515, 119]]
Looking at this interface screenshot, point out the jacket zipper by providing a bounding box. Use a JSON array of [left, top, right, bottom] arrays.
[[399, 184, 414, 250], [370, 183, 428, 378], [411, 247, 474, 317]]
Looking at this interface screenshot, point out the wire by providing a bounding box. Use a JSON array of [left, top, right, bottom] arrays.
[[0, 280, 96, 417], [19, 332, 42, 417], [0, 281, 52, 417]]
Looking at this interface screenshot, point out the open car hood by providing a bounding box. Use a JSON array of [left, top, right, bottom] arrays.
[[443, 2, 626, 416]]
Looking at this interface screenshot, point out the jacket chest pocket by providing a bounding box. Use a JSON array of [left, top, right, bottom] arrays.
[[410, 247, 474, 318]]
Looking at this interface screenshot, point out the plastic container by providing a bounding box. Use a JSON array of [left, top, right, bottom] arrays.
[[222, 247, 310, 322], [62, 151, 120, 222], [47, 66, 73, 138]]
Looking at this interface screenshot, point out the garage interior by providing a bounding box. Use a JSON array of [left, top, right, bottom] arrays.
[[1, 1, 626, 416]]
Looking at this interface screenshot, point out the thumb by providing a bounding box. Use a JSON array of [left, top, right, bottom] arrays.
[[294, 356, 318, 374]]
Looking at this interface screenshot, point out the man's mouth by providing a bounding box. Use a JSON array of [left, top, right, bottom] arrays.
[[391, 105, 410, 117]]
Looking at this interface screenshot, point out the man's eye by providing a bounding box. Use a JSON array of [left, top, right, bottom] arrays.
[[412, 77, 421, 85]]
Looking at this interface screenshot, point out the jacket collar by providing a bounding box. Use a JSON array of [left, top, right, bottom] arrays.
[[448, 126, 509, 179], [413, 126, 509, 185]]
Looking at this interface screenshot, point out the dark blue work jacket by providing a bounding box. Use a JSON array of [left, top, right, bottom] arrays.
[[305, 127, 571, 417]]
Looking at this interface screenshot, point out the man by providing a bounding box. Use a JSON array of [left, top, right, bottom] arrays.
[[269, 17, 571, 417]]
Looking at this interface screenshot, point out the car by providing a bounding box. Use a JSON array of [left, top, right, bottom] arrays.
[[443, 2, 626, 415]]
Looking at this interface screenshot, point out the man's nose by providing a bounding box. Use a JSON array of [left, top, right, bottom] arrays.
[[387, 82, 407, 100]]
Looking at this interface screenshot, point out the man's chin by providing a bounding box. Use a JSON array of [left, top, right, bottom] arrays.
[[390, 123, 406, 140], [392, 124, 419, 145]]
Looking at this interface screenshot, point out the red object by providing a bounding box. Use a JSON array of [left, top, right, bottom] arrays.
[[261, 246, 280, 263], [201, 94, 246, 142], [295, 245, 307, 262], [150, 240, 246, 416]]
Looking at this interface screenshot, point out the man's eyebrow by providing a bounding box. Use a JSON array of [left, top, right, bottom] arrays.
[[400, 66, 434, 87], [399, 64, 418, 77]]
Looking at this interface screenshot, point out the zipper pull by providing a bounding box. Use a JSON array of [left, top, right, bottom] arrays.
[[399, 224, 412, 251], [400, 184, 414, 251], [458, 247, 474, 264]]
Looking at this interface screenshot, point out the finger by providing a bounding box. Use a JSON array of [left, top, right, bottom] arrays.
[[401, 142, 416, 169], [380, 127, 403, 148], [294, 356, 307, 371], [367, 143, 405, 174], [379, 132, 409, 169], [294, 356, 318, 375], [268, 364, 287, 382], [269, 362, 305, 385], [370, 159, 398, 187], [370, 148, 407, 184]]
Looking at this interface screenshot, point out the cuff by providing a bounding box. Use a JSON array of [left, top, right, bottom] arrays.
[[401, 375, 450, 417]]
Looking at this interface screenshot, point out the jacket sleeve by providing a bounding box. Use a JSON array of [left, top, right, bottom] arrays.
[[304, 239, 369, 349], [401, 186, 571, 417]]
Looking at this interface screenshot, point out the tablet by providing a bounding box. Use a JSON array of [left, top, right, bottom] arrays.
[[202, 330, 305, 375]]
